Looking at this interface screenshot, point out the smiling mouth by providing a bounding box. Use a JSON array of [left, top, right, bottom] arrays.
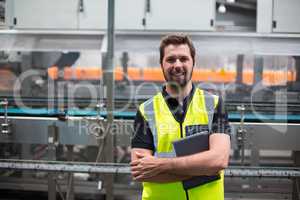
[[172, 73, 185, 77]]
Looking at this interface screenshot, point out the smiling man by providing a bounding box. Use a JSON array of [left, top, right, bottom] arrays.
[[131, 34, 231, 200]]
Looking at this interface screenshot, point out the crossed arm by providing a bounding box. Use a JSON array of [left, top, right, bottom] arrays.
[[130, 133, 230, 183]]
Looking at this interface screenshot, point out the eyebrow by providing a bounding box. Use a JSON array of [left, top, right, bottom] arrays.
[[165, 55, 190, 60]]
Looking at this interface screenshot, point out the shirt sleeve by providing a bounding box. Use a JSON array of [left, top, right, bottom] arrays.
[[211, 96, 231, 136], [131, 109, 155, 151]]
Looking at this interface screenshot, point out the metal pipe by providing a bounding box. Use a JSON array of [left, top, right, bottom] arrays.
[[236, 104, 246, 165], [0, 159, 130, 174], [104, 1, 115, 199], [105, 0, 115, 138], [235, 54, 244, 84], [0, 98, 10, 134], [225, 166, 300, 178], [48, 124, 58, 200]]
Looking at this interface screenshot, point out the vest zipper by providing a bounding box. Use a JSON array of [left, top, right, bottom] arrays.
[[180, 122, 189, 200], [180, 123, 183, 138], [185, 190, 189, 200]]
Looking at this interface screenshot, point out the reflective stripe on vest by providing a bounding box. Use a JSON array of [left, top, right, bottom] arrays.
[[203, 90, 218, 132], [139, 88, 223, 200], [142, 98, 159, 156], [143, 89, 218, 155]]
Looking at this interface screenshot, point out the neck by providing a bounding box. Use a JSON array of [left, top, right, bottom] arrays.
[[166, 81, 193, 104]]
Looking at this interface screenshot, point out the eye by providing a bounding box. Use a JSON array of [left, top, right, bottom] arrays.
[[166, 57, 176, 63], [179, 56, 189, 62]]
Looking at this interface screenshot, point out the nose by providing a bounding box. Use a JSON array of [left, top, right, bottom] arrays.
[[174, 58, 183, 68]]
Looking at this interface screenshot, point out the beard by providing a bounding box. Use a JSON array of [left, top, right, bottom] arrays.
[[163, 67, 193, 90]]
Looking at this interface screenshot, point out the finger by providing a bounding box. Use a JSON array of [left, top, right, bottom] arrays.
[[135, 172, 156, 180], [134, 174, 146, 181], [131, 165, 142, 171], [131, 169, 141, 175], [130, 160, 139, 166], [133, 176, 143, 181], [131, 165, 144, 172], [132, 172, 146, 181], [134, 177, 145, 182], [131, 171, 142, 177]]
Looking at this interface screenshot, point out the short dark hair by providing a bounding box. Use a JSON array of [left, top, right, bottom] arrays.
[[159, 34, 195, 65]]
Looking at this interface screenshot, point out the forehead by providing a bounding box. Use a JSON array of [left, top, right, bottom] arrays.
[[163, 44, 191, 58]]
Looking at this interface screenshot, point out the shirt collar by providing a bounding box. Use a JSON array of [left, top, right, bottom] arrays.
[[162, 83, 195, 107]]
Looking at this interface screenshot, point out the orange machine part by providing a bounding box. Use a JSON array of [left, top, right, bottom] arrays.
[[263, 71, 295, 86], [0, 69, 16, 91], [47, 66, 296, 86], [64, 67, 73, 80], [114, 67, 123, 81], [74, 67, 102, 80], [127, 67, 142, 81], [192, 68, 236, 83], [143, 68, 165, 81], [48, 66, 58, 80]]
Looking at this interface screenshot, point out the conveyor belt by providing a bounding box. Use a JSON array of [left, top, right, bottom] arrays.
[[1, 108, 300, 122], [2, 96, 300, 121], [0, 159, 299, 178], [2, 97, 300, 113]]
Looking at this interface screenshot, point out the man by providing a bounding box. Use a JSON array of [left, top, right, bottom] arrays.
[[131, 34, 231, 200]]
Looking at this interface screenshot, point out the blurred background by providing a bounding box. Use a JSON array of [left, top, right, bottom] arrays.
[[0, 0, 300, 199]]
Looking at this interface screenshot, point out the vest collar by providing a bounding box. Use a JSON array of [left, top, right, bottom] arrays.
[[161, 84, 196, 123]]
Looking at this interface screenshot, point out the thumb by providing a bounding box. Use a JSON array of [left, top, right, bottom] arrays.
[[135, 152, 145, 158]]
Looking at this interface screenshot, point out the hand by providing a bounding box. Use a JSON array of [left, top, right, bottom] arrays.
[[130, 152, 169, 181]]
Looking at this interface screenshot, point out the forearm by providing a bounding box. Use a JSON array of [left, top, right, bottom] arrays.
[[163, 134, 230, 176], [134, 173, 192, 183], [131, 135, 230, 178], [165, 150, 228, 176]]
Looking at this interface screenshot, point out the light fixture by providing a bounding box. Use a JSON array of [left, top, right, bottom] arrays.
[[226, 0, 235, 3], [218, 4, 226, 13]]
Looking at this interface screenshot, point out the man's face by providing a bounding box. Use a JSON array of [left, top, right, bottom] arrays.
[[161, 44, 194, 88]]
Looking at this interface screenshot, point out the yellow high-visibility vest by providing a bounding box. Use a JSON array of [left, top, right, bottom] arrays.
[[139, 88, 224, 200]]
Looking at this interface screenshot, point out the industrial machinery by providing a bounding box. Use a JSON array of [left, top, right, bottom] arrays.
[[0, 0, 300, 200], [0, 34, 300, 200], [0, 0, 4, 26]]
